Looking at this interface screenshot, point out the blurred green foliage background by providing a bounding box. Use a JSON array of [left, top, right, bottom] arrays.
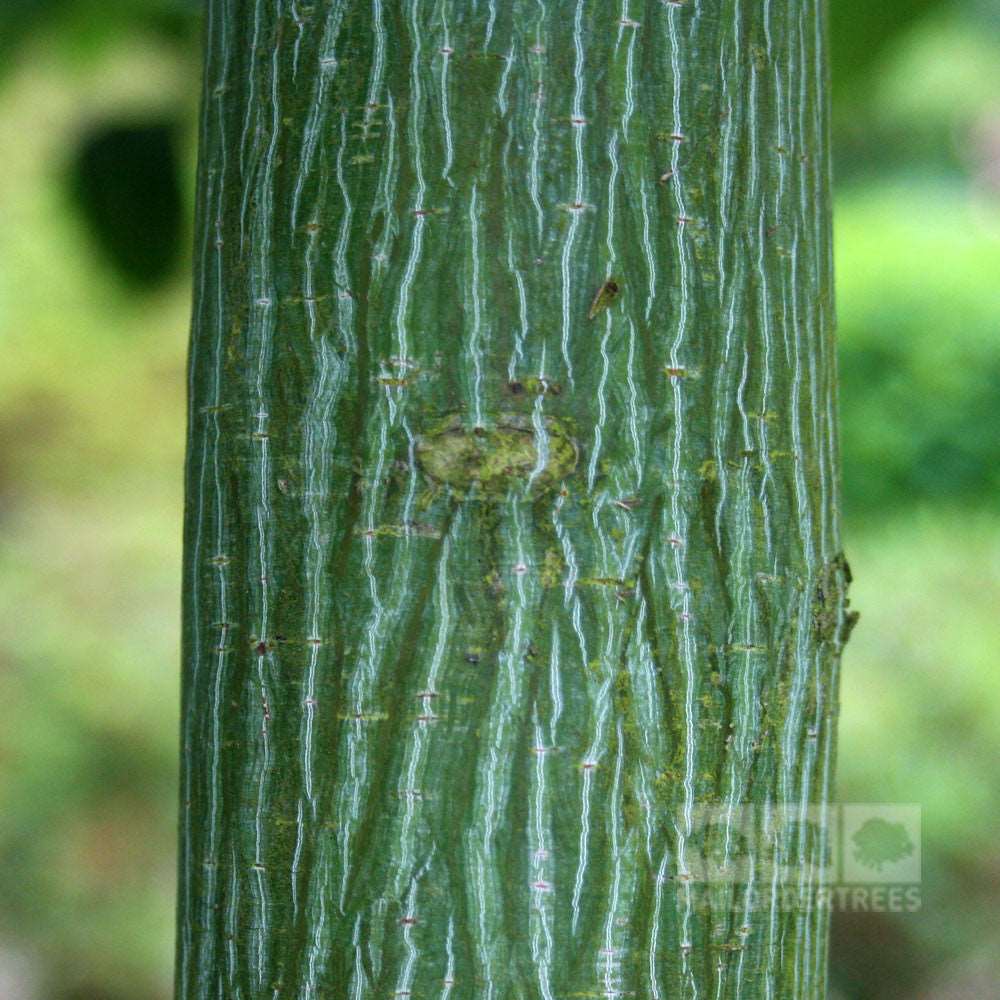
[[0, 3, 998, 998]]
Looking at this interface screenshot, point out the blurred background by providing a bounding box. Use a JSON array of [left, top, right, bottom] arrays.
[[0, 2, 997, 998]]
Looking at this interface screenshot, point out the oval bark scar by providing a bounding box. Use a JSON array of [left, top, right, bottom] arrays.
[[416, 412, 577, 496]]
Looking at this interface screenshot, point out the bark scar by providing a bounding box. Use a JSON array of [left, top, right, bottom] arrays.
[[416, 412, 577, 498]]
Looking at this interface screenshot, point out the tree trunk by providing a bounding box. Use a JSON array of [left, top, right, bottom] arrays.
[[177, 2, 852, 998]]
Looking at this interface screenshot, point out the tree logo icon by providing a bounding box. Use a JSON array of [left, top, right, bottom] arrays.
[[851, 817, 915, 872]]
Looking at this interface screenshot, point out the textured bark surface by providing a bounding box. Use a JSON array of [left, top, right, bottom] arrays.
[[178, 2, 852, 998]]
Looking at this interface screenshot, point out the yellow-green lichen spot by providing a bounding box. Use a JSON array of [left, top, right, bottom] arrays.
[[416, 413, 577, 498]]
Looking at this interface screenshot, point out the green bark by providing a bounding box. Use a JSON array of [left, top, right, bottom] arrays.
[[178, 2, 852, 998]]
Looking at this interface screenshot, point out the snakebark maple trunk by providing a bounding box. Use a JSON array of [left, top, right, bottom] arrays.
[[177, 3, 852, 998]]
